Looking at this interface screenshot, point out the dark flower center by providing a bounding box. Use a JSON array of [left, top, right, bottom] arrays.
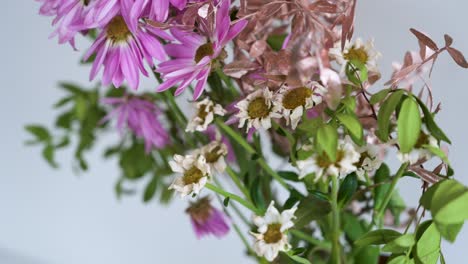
[[264, 223, 283, 244], [316, 150, 345, 168], [183, 166, 204, 185], [195, 43, 214, 63], [247, 97, 270, 119], [344, 46, 369, 64], [414, 133, 429, 148], [106, 16, 131, 43], [354, 151, 370, 168], [197, 104, 213, 123], [282, 87, 313, 110], [82, 0, 91, 6], [186, 196, 213, 222], [204, 145, 223, 163]]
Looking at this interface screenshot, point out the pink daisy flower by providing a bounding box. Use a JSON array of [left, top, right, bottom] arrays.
[[84, 15, 169, 90], [186, 196, 230, 239], [156, 0, 248, 99], [36, 0, 119, 48], [101, 96, 170, 152]]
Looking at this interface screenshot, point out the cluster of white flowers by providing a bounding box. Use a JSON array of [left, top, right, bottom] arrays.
[[236, 83, 326, 131]]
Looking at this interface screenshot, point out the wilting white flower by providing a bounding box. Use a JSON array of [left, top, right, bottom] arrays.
[[186, 98, 226, 132], [193, 141, 228, 173], [236, 89, 282, 131], [355, 144, 383, 180], [296, 138, 360, 181], [169, 154, 211, 197], [251, 201, 297, 261], [397, 134, 438, 164], [329, 38, 381, 73], [276, 82, 326, 129]]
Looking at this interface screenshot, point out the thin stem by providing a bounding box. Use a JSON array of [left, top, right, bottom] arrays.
[[290, 229, 331, 249], [330, 175, 341, 264], [373, 162, 409, 227], [213, 177, 251, 226], [226, 166, 251, 202], [206, 183, 261, 215], [257, 158, 289, 190], [215, 68, 239, 96]]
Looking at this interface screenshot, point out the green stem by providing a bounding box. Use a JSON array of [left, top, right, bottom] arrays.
[[330, 175, 341, 264], [206, 183, 261, 215], [213, 177, 250, 226], [226, 166, 251, 201], [373, 162, 409, 227], [215, 68, 239, 96], [257, 158, 289, 190]]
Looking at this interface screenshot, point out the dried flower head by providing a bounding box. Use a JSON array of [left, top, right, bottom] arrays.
[[186, 98, 226, 132], [169, 154, 211, 197], [186, 196, 230, 239], [236, 88, 282, 131]]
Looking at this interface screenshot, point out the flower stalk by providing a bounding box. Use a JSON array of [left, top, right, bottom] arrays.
[[330, 175, 341, 264]]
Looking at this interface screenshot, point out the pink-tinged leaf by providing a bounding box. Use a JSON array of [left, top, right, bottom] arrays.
[[224, 61, 258, 78], [418, 41, 427, 60], [309, 0, 338, 13], [410, 167, 440, 184], [444, 34, 453, 47], [447, 47, 468, 68], [385, 63, 420, 85], [404, 51, 413, 67], [410, 28, 439, 51]]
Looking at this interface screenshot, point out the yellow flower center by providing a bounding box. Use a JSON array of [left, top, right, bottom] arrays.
[[247, 97, 270, 119], [316, 150, 345, 168], [264, 223, 283, 244], [106, 16, 131, 43], [282, 87, 313, 110], [344, 46, 369, 64], [197, 104, 213, 123], [204, 145, 223, 163], [183, 166, 204, 185], [415, 133, 429, 148], [195, 43, 215, 63]]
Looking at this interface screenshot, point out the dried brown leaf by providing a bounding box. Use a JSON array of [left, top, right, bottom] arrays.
[[224, 61, 258, 78], [410, 28, 439, 51], [444, 34, 453, 47], [410, 167, 440, 184], [447, 47, 468, 68]]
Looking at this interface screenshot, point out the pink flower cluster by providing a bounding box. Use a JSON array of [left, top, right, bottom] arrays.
[[37, 0, 247, 98]]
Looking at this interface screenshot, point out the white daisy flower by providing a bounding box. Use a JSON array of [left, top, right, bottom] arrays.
[[296, 138, 360, 181], [329, 38, 381, 73], [193, 141, 228, 173], [251, 201, 297, 262], [186, 98, 226, 132], [276, 82, 327, 129], [236, 89, 282, 131], [169, 154, 211, 198], [354, 144, 382, 181], [397, 134, 438, 165]]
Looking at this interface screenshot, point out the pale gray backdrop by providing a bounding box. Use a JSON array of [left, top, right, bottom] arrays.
[[1, 1, 466, 263]]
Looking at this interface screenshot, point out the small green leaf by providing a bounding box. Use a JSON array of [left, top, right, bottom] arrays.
[[377, 90, 404, 142], [143, 176, 158, 202], [250, 177, 266, 212], [294, 195, 332, 228], [338, 173, 358, 208], [415, 97, 451, 144], [422, 144, 450, 165], [336, 112, 364, 145], [223, 197, 230, 207], [354, 229, 401, 248], [370, 88, 392, 105], [42, 144, 58, 168], [381, 234, 415, 253], [278, 171, 300, 182], [267, 34, 288, 51], [388, 255, 411, 264], [435, 222, 464, 242], [316, 124, 338, 162], [25, 125, 51, 142], [397, 96, 421, 153], [374, 164, 391, 210]]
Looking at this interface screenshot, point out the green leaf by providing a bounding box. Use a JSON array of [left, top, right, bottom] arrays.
[[370, 88, 392, 105], [354, 229, 401, 248], [388, 255, 411, 264], [74, 96, 88, 121], [59, 82, 85, 95], [381, 234, 415, 253], [281, 251, 311, 264], [278, 171, 300, 182], [374, 164, 391, 210], [422, 144, 450, 165], [119, 143, 154, 179], [223, 197, 230, 207], [397, 96, 421, 153], [389, 190, 406, 226], [435, 191, 468, 225], [42, 144, 58, 168], [338, 173, 358, 208], [25, 125, 51, 142], [345, 60, 368, 85], [377, 90, 404, 141], [143, 176, 158, 202], [297, 117, 322, 137], [266, 34, 288, 51], [250, 177, 266, 212], [336, 112, 364, 145], [354, 246, 379, 264], [435, 222, 464, 242], [294, 194, 332, 228], [414, 97, 451, 144], [415, 222, 440, 264], [316, 124, 338, 162]]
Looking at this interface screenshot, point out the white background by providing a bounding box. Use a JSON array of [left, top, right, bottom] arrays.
[[1, 1, 467, 263]]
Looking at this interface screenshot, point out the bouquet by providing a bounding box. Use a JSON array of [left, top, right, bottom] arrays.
[[27, 0, 468, 263]]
